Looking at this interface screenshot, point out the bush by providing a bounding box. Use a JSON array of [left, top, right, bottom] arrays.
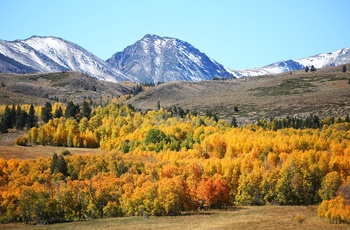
[[15, 135, 28, 146], [294, 213, 306, 223], [61, 150, 71, 156], [342, 65, 347, 73]]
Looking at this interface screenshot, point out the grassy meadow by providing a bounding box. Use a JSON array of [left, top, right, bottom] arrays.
[[2, 206, 349, 230]]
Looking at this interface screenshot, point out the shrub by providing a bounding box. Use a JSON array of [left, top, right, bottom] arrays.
[[15, 135, 28, 146], [294, 213, 306, 223], [61, 150, 71, 156]]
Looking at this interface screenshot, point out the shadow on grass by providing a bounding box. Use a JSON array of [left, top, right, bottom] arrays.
[[180, 206, 247, 216], [180, 212, 215, 216]]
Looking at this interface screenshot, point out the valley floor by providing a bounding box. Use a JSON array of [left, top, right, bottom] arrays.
[[2, 206, 349, 230]]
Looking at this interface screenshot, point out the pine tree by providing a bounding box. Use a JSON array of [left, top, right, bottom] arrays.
[[16, 110, 27, 130], [310, 65, 316, 72], [0, 120, 7, 133], [57, 154, 68, 176], [41, 102, 53, 123], [2, 106, 12, 130], [305, 66, 309, 72], [50, 153, 69, 177], [345, 114, 350, 123], [231, 117, 238, 127], [26, 105, 37, 128], [50, 153, 59, 174], [80, 101, 91, 120], [342, 65, 347, 73], [15, 105, 28, 130], [65, 101, 79, 119], [10, 105, 16, 125], [54, 106, 63, 119]]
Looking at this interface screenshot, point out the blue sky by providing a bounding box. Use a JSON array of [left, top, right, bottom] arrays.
[[1, 0, 349, 70]]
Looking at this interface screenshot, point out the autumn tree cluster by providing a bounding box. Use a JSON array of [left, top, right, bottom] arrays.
[[1, 102, 350, 224]]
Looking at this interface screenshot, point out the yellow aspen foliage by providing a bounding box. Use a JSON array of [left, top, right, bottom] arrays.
[[318, 196, 350, 224]]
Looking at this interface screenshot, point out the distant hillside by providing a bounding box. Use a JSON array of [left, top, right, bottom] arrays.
[[127, 64, 350, 125], [0, 71, 133, 105]]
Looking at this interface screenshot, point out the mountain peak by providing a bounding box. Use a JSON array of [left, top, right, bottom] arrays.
[[142, 34, 171, 40], [107, 34, 235, 83]]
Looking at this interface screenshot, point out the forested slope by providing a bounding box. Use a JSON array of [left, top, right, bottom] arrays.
[[0, 102, 350, 224]]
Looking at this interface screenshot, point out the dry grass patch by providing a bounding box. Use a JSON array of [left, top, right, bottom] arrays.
[[0, 145, 102, 160]]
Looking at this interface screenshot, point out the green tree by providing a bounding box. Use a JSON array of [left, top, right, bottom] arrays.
[[2, 106, 12, 130], [231, 117, 237, 127], [10, 105, 16, 126], [310, 65, 316, 72], [50, 153, 69, 177], [16, 110, 27, 130], [144, 128, 166, 152], [305, 66, 309, 72], [0, 119, 7, 133], [57, 154, 68, 177], [65, 101, 79, 119], [145, 128, 166, 145], [342, 65, 347, 73], [319, 171, 342, 200], [54, 106, 63, 119], [50, 152, 59, 174], [41, 102, 53, 123], [26, 104, 37, 128], [80, 101, 91, 120]]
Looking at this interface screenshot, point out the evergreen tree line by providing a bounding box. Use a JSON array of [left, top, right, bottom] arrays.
[[0, 105, 37, 133], [164, 106, 219, 123], [42, 100, 92, 124], [132, 84, 143, 96], [257, 114, 350, 131], [0, 100, 92, 134]]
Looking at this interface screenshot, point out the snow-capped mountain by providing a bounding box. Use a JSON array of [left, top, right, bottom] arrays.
[[0, 36, 131, 82], [236, 47, 350, 77], [106, 34, 237, 83], [0, 34, 349, 82]]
